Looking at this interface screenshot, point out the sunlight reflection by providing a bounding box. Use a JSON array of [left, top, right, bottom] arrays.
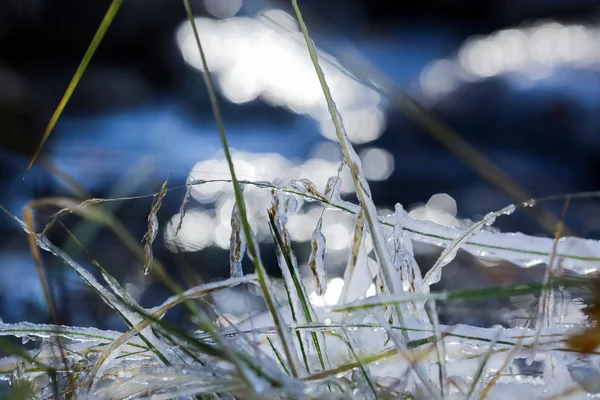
[[165, 149, 371, 250], [359, 147, 395, 181], [309, 277, 344, 307], [203, 0, 242, 19], [164, 210, 215, 252], [421, 20, 600, 99], [176, 9, 384, 144], [409, 193, 459, 227]]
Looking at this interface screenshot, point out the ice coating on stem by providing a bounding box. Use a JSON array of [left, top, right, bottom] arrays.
[[423, 205, 515, 287], [340, 208, 373, 303], [309, 219, 328, 296], [151, 274, 257, 315], [229, 184, 246, 278], [270, 181, 307, 322], [286, 178, 360, 213], [175, 184, 193, 235], [0, 322, 124, 343], [382, 203, 600, 275], [323, 175, 342, 206], [389, 208, 426, 319], [6, 214, 173, 370]]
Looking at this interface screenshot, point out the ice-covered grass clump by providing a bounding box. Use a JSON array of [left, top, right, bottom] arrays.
[[3, 1, 600, 399], [4, 183, 600, 399]]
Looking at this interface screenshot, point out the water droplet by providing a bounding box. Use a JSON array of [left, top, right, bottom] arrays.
[[502, 204, 516, 215], [523, 199, 537, 208], [483, 211, 497, 226]]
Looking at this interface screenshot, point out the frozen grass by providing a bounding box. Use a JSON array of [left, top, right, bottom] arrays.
[[3, 1, 600, 399]]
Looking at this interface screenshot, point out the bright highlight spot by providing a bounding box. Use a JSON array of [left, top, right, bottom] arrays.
[[176, 10, 384, 144], [164, 210, 215, 252], [309, 277, 344, 306], [359, 147, 395, 181]]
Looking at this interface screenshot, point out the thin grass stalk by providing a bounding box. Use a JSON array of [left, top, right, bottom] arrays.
[[268, 213, 329, 371], [528, 196, 570, 362], [267, 337, 291, 375], [43, 178, 600, 271], [373, 314, 441, 400], [26, 0, 123, 174], [425, 299, 447, 399], [182, 0, 300, 378], [466, 330, 501, 400], [339, 327, 379, 399], [290, 0, 408, 338], [23, 209, 75, 396], [1, 207, 172, 368]]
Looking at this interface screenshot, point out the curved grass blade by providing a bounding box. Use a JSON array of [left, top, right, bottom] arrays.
[[143, 175, 170, 275], [0, 206, 171, 364]]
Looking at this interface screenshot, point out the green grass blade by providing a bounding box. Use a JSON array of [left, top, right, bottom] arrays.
[[333, 280, 567, 313], [268, 212, 330, 372], [267, 337, 291, 376], [290, 0, 408, 334], [26, 0, 123, 175], [182, 0, 300, 378], [339, 327, 379, 399]]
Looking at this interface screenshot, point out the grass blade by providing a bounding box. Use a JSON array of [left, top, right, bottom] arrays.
[[182, 0, 300, 377], [143, 175, 170, 275], [290, 0, 409, 334], [26, 0, 124, 174]]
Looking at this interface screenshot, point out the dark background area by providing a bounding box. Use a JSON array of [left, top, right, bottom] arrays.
[[1, 0, 600, 330]]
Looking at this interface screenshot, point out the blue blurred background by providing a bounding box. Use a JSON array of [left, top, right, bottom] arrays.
[[1, 0, 600, 329]]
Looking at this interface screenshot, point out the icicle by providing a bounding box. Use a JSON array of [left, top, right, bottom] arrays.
[[309, 219, 327, 296], [272, 179, 299, 223], [340, 208, 373, 304], [323, 176, 342, 205], [543, 354, 573, 397], [229, 185, 246, 278], [269, 181, 305, 323]]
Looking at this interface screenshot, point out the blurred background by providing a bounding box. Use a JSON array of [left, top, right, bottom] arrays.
[[1, 0, 600, 331]]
